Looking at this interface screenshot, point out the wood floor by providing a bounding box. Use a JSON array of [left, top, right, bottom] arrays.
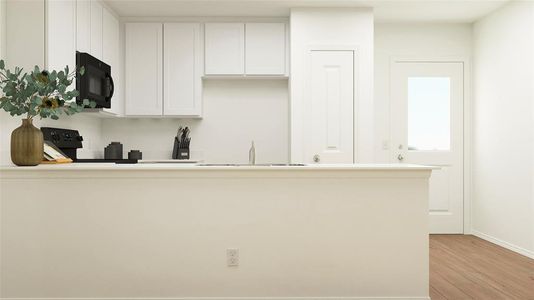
[[430, 235, 534, 300]]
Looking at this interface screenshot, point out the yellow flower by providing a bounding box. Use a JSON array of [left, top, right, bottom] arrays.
[[41, 97, 59, 109]]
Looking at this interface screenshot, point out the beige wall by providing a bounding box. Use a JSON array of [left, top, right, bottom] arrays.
[[472, 1, 534, 258], [0, 0, 5, 60]]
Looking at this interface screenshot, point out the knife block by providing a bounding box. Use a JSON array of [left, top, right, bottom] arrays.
[[172, 137, 190, 160]]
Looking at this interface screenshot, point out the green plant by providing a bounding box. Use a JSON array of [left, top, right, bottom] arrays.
[[0, 60, 96, 120]]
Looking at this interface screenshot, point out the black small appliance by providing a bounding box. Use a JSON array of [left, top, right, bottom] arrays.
[[76, 51, 114, 108], [41, 127, 137, 163]]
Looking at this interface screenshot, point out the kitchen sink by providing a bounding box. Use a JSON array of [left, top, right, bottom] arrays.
[[196, 163, 306, 167]]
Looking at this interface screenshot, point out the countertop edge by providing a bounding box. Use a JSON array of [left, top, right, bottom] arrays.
[[0, 163, 438, 172]]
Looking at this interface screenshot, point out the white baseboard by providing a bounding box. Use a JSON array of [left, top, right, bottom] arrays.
[[0, 297, 431, 300], [472, 230, 534, 259]]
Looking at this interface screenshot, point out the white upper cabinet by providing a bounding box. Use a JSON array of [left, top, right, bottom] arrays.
[[204, 22, 287, 76], [125, 23, 163, 116], [204, 23, 245, 75], [46, 0, 76, 74], [164, 23, 203, 117], [102, 7, 122, 115], [245, 23, 286, 75], [90, 0, 103, 60], [76, 0, 103, 58], [76, 0, 91, 53]]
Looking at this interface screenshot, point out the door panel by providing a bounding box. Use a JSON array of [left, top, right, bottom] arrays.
[[125, 23, 163, 116], [305, 50, 354, 164], [76, 0, 91, 53], [204, 23, 244, 75], [391, 62, 464, 233], [46, 0, 76, 73], [90, 0, 103, 60], [102, 7, 122, 115], [164, 23, 202, 117], [245, 23, 286, 75]]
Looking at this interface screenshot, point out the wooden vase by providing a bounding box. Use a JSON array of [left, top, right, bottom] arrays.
[[10, 119, 44, 166]]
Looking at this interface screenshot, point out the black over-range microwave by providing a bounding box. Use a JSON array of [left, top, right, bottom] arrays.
[[76, 51, 114, 108]]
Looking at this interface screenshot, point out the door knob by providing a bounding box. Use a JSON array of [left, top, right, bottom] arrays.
[[313, 154, 320, 163], [397, 154, 404, 162]]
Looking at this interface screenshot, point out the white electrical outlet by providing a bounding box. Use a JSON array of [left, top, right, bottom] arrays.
[[227, 248, 239, 267]]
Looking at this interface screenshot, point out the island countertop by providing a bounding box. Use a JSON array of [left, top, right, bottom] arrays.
[[1, 161, 432, 299]]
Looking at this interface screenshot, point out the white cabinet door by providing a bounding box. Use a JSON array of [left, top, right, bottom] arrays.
[[245, 23, 286, 75], [90, 0, 103, 60], [76, 0, 91, 53], [204, 23, 244, 75], [125, 23, 163, 116], [102, 7, 122, 115], [164, 23, 202, 117], [305, 50, 354, 164], [46, 0, 76, 74]]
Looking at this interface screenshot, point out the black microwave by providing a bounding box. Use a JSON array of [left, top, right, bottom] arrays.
[[76, 52, 114, 108]]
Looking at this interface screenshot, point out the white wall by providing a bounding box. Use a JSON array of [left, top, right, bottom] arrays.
[[472, 1, 534, 258], [290, 8, 374, 163], [101, 79, 289, 163], [374, 23, 472, 162]]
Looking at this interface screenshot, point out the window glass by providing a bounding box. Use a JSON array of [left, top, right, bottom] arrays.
[[408, 77, 451, 151]]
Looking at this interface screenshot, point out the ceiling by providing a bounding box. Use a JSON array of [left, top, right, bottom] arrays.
[[105, 0, 510, 23]]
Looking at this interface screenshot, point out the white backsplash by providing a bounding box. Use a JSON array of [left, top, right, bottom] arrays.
[[100, 79, 289, 164]]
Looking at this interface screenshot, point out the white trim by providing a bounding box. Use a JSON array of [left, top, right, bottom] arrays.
[[462, 59, 473, 234], [388, 56, 472, 235], [1, 297, 430, 300], [472, 230, 534, 259]]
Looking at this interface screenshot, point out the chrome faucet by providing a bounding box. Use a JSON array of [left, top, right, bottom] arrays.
[[249, 141, 256, 165]]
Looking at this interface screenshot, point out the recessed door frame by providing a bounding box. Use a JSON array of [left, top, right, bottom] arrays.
[[297, 44, 359, 164], [389, 56, 472, 234]]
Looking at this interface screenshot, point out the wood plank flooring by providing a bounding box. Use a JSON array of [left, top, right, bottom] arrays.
[[430, 235, 534, 300]]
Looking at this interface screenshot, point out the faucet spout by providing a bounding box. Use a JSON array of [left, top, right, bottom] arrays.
[[249, 141, 256, 165]]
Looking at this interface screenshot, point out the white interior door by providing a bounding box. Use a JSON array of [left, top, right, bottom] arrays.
[[391, 62, 464, 233], [305, 50, 354, 164]]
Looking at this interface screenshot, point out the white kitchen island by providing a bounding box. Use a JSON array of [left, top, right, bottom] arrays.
[[0, 164, 433, 300]]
